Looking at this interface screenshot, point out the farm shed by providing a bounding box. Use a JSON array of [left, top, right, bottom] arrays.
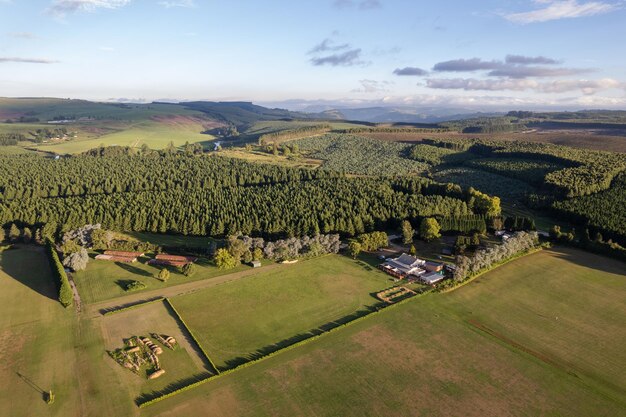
[[95, 254, 137, 263], [423, 261, 444, 272], [421, 271, 444, 285]]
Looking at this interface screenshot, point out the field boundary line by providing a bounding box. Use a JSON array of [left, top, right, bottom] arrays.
[[136, 289, 431, 408], [101, 297, 165, 316], [164, 298, 221, 375]]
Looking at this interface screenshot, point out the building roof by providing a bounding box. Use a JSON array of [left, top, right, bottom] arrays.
[[421, 271, 444, 284], [395, 253, 424, 267]]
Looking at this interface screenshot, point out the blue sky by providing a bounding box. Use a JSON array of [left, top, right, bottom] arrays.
[[0, 0, 625, 109]]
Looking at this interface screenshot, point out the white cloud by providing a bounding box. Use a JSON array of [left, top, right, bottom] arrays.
[[351, 79, 393, 93], [504, 0, 618, 24], [158, 0, 195, 8], [0, 56, 59, 64], [7, 32, 37, 40], [47, 0, 131, 17], [425, 76, 623, 95]]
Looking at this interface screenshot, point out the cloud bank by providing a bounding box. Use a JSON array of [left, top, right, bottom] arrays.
[[504, 0, 618, 24]]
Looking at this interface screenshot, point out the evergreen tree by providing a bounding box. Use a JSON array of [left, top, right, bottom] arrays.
[[401, 220, 414, 245], [419, 218, 441, 242]]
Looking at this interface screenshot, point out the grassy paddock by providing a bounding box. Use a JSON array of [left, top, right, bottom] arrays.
[[73, 252, 251, 304], [0, 246, 133, 417], [141, 248, 626, 417], [170, 255, 392, 370]]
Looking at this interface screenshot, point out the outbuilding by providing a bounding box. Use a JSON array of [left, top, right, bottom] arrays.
[[251, 260, 262, 268], [421, 271, 444, 285]]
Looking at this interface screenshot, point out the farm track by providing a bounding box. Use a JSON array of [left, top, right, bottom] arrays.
[[86, 263, 283, 317]]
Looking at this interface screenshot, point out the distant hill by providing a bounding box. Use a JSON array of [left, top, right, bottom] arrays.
[[180, 101, 332, 130], [314, 106, 504, 124]]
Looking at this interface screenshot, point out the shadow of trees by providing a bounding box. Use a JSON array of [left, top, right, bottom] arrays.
[[1, 246, 56, 300], [221, 303, 385, 371]]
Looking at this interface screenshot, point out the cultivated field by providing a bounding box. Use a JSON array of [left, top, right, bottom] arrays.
[[169, 255, 392, 369], [141, 248, 626, 417]]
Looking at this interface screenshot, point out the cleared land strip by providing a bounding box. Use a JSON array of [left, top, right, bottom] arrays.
[[86, 263, 283, 316]]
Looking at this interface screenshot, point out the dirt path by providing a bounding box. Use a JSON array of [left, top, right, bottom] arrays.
[[86, 263, 284, 316], [67, 272, 83, 313]]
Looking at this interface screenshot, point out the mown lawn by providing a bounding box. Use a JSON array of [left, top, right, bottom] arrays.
[[170, 255, 393, 370], [142, 247, 626, 417], [73, 253, 252, 304]]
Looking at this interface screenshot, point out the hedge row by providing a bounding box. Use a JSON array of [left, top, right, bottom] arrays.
[[138, 290, 430, 408], [101, 297, 165, 316], [45, 239, 73, 308], [164, 299, 221, 375]]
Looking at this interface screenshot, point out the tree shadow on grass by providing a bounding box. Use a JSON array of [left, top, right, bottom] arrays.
[[135, 371, 213, 406], [162, 301, 219, 375], [0, 246, 56, 301], [115, 262, 154, 278], [220, 303, 385, 371]]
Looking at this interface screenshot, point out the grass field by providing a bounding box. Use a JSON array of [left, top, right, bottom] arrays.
[[141, 247, 626, 417], [100, 300, 210, 400], [73, 253, 252, 304], [33, 119, 215, 154], [0, 99, 222, 154], [170, 255, 392, 370], [0, 246, 134, 417]]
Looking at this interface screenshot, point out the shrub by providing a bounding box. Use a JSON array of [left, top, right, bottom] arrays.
[[124, 280, 147, 292]]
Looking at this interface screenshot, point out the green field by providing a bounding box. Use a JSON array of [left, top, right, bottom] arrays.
[[73, 253, 252, 304], [1, 244, 625, 416], [0, 246, 134, 417], [0, 99, 220, 154], [141, 247, 626, 417], [101, 300, 210, 400], [170, 255, 392, 369]]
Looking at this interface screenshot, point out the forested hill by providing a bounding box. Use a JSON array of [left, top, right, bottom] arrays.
[[178, 101, 334, 129], [0, 151, 478, 238]]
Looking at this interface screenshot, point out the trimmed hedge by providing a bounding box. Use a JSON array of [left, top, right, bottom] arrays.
[[164, 299, 221, 375], [137, 290, 430, 408], [101, 297, 164, 316], [45, 239, 73, 308]]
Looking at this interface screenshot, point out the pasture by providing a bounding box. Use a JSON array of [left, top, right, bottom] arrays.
[[169, 255, 392, 369], [0, 246, 133, 417], [73, 253, 251, 304], [141, 248, 626, 417]]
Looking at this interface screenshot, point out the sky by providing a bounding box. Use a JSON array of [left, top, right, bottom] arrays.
[[0, 0, 625, 110]]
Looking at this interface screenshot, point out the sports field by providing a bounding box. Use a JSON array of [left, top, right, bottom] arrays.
[[169, 255, 392, 369], [142, 247, 626, 417]]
